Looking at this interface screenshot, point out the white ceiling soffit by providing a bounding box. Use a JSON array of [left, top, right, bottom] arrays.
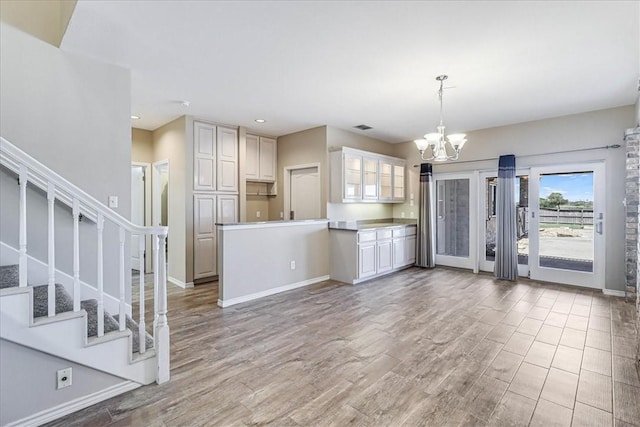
[[61, 1, 639, 143]]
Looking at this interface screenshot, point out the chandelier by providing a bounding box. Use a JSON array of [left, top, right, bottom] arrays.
[[414, 75, 467, 161]]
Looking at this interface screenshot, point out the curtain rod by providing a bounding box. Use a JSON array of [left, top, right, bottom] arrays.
[[412, 144, 622, 167]]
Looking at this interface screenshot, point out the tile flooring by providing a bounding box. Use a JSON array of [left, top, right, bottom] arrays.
[[47, 267, 639, 426]]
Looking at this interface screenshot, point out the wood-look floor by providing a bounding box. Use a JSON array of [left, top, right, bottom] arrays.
[[46, 267, 639, 427]]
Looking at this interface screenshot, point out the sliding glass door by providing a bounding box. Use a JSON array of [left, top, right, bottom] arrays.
[[434, 172, 476, 269], [479, 170, 530, 277], [528, 163, 605, 288]]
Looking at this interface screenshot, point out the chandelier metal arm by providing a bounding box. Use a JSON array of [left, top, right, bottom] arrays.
[[414, 74, 467, 162]]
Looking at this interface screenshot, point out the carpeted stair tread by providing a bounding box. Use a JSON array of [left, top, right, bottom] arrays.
[[0, 264, 19, 289], [2, 264, 153, 356], [32, 283, 74, 318], [113, 314, 154, 354], [80, 299, 121, 337]]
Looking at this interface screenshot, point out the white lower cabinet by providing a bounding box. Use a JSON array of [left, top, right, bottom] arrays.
[[194, 193, 239, 279], [358, 242, 377, 279], [406, 235, 416, 264], [194, 194, 217, 279], [377, 240, 393, 273], [330, 225, 417, 284]]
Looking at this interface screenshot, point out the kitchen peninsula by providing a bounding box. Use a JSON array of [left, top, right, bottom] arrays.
[[217, 219, 330, 307]]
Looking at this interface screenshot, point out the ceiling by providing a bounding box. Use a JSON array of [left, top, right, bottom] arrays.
[[61, 1, 639, 143]]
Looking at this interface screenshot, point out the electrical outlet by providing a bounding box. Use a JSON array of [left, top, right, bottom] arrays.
[[290, 260, 296, 270], [410, 200, 414, 207], [57, 367, 72, 389], [280, 212, 284, 219], [410, 211, 415, 218], [108, 195, 118, 208], [256, 211, 261, 218], [401, 212, 405, 218]]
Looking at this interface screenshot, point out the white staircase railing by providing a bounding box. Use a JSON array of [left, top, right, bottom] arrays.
[[0, 137, 170, 384]]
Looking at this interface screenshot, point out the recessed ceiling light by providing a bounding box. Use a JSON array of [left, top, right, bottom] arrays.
[[131, 115, 140, 120], [255, 119, 266, 123]]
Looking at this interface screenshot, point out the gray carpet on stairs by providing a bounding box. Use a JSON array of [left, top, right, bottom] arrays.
[[0, 264, 19, 289], [1, 264, 153, 354], [113, 314, 155, 354]]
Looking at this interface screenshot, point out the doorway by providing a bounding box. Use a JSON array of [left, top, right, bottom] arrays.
[[285, 164, 321, 220], [432, 172, 477, 270], [528, 163, 605, 289], [131, 163, 151, 272]]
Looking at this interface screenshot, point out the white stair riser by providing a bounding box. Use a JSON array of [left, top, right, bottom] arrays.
[[0, 290, 156, 385]]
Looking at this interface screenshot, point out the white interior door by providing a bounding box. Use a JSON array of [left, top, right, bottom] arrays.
[[131, 163, 151, 272], [478, 169, 530, 277], [290, 167, 320, 220], [529, 163, 605, 288], [433, 172, 476, 270]]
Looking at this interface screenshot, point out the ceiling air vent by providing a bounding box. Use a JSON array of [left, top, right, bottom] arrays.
[[354, 124, 373, 131]]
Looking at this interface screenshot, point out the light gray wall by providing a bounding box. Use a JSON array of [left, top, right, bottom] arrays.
[[0, 23, 132, 298], [0, 23, 131, 218], [393, 106, 636, 291], [152, 116, 188, 285], [218, 222, 329, 302], [271, 126, 328, 220], [0, 339, 124, 426]]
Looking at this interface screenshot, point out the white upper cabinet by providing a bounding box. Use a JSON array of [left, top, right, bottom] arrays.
[[245, 134, 260, 180], [330, 147, 406, 203], [194, 122, 217, 191], [246, 134, 277, 182], [258, 137, 277, 182], [193, 121, 239, 193], [217, 126, 238, 192], [362, 156, 379, 201], [393, 161, 405, 201]]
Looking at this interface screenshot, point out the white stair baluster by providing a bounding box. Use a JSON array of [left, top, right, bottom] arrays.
[[47, 182, 55, 317], [118, 227, 126, 332], [152, 232, 159, 333], [138, 233, 146, 354], [18, 165, 28, 287], [72, 199, 81, 312], [97, 213, 105, 337], [155, 231, 170, 383]]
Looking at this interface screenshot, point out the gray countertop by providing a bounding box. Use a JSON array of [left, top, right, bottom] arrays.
[[329, 218, 417, 231]]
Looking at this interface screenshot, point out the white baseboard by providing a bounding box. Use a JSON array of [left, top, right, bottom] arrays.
[[4, 381, 140, 427], [218, 275, 330, 307], [168, 276, 194, 289], [602, 289, 626, 297]]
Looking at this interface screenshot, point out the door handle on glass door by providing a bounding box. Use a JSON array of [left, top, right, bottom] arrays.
[[596, 222, 603, 235]]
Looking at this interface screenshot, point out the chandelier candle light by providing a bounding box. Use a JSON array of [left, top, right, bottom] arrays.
[[414, 75, 467, 161]]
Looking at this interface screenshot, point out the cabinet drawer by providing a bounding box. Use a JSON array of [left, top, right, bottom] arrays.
[[376, 229, 393, 240], [405, 226, 417, 236], [358, 231, 377, 243], [392, 227, 405, 238]]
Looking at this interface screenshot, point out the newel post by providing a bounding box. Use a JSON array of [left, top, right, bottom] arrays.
[[154, 230, 170, 384]]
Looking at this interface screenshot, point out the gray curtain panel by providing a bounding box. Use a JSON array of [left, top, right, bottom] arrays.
[[494, 154, 519, 280], [417, 163, 435, 268]]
